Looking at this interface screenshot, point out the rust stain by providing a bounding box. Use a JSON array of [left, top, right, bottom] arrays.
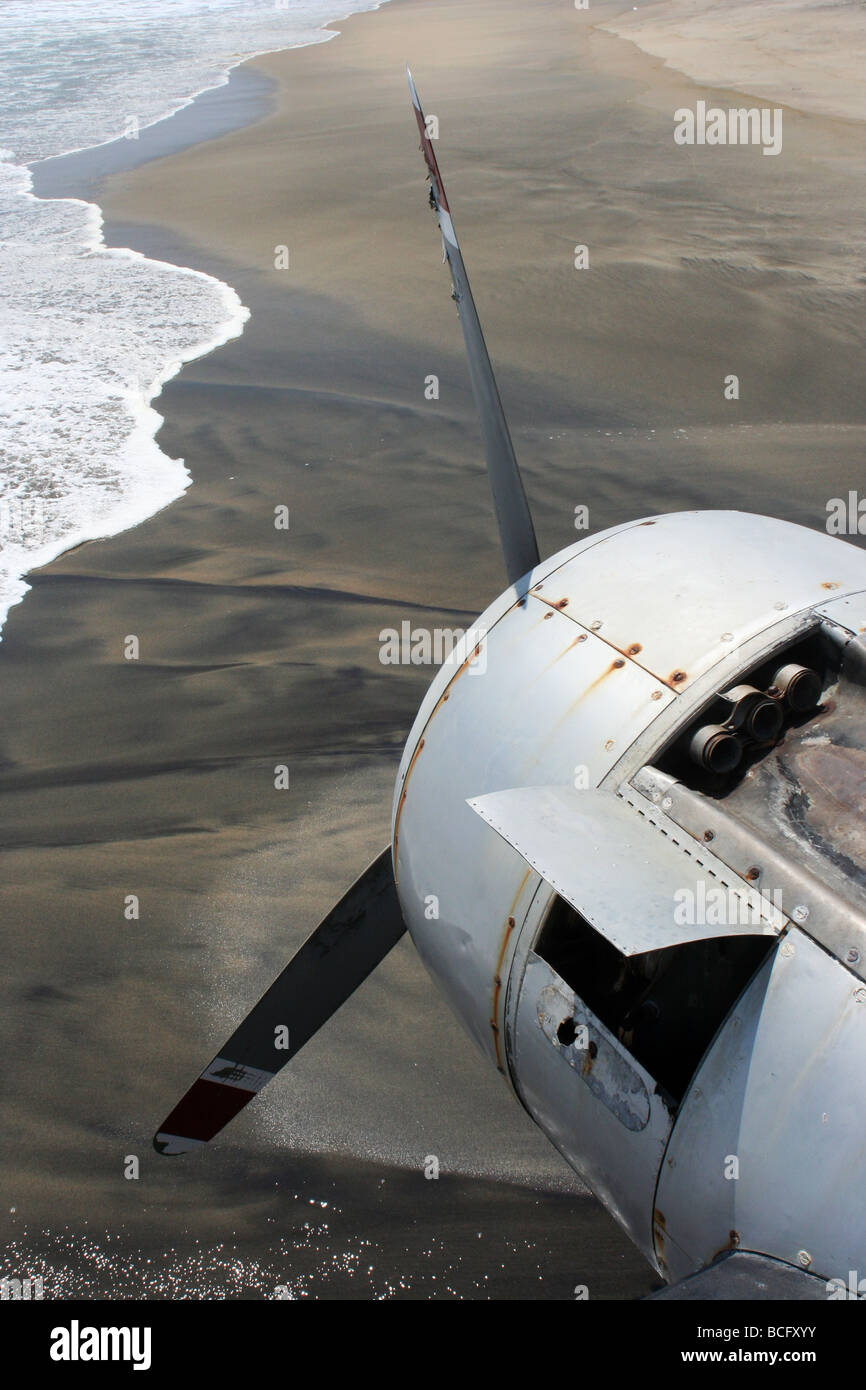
[[534, 592, 575, 619], [653, 1208, 667, 1267], [390, 605, 514, 877], [579, 1039, 598, 1078], [611, 640, 644, 659], [792, 744, 866, 863], [391, 625, 492, 873], [420, 638, 485, 730], [577, 659, 627, 701], [711, 1230, 740, 1261], [547, 656, 631, 735], [490, 870, 532, 1069], [540, 634, 586, 673], [392, 736, 425, 863], [822, 581, 841, 590]]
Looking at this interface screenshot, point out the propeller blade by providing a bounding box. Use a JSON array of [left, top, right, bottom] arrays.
[[407, 66, 539, 587], [154, 848, 406, 1154]]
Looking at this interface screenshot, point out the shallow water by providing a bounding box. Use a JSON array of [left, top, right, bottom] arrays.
[[0, 0, 391, 634]]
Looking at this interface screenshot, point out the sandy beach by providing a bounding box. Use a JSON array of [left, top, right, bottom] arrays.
[[600, 0, 866, 124], [1, 0, 864, 1298]]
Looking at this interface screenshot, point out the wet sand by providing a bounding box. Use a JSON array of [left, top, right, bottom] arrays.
[[1, 0, 864, 1298], [600, 0, 866, 124]]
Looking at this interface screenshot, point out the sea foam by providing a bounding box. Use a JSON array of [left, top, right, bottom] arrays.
[[0, 0, 389, 635]]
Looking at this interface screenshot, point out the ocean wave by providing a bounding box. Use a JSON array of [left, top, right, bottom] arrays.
[[0, 0, 390, 636]]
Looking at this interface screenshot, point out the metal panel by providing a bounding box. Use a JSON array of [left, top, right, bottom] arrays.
[[656, 929, 866, 1285], [631, 765, 866, 982], [646, 1252, 831, 1301], [468, 785, 783, 954], [536, 983, 652, 1131], [527, 511, 866, 692], [514, 952, 671, 1265], [392, 520, 644, 804], [392, 600, 675, 1066], [816, 588, 866, 636]]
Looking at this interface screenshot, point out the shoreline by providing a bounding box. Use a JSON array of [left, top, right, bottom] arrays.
[[598, 0, 866, 126], [30, 64, 280, 200], [2, 4, 398, 640], [8, 62, 282, 628]]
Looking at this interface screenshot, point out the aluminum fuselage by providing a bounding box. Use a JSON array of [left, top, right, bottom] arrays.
[[392, 508, 866, 1283]]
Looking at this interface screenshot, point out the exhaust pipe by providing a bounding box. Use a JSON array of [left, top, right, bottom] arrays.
[[688, 725, 742, 774], [720, 685, 784, 743], [769, 663, 822, 712]]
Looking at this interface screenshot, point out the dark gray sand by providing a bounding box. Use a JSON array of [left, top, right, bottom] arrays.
[[1, 0, 863, 1298]]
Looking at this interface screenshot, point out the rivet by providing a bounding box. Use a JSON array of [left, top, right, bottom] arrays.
[[703, 829, 714, 842], [591, 620, 603, 631], [847, 948, 860, 965], [781, 940, 795, 958], [651, 690, 662, 700], [792, 904, 809, 923], [720, 632, 734, 642], [855, 988, 866, 1004], [661, 796, 673, 811], [797, 1250, 812, 1268]]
